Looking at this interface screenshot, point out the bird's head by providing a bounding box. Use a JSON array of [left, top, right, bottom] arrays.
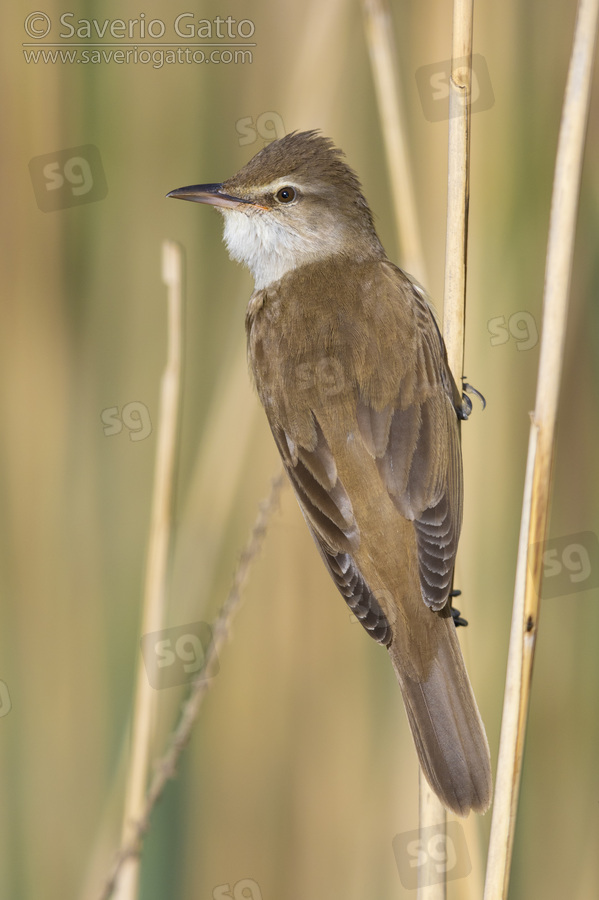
[[167, 130, 384, 289]]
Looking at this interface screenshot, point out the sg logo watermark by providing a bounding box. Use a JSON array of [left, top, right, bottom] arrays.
[[393, 822, 471, 889], [292, 354, 349, 413], [141, 621, 217, 689], [213, 878, 262, 899], [236, 111, 285, 146], [29, 145, 107, 211], [416, 54, 494, 122], [101, 402, 152, 442], [488, 312, 539, 351], [532, 532, 599, 599]]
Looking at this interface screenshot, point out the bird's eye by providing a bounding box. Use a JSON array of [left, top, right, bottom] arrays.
[[275, 186, 296, 203]]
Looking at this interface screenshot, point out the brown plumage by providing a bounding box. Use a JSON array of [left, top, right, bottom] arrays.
[[168, 131, 493, 816]]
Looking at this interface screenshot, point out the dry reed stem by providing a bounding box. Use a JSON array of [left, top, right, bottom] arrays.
[[417, 778, 446, 899], [419, 1, 476, 897], [443, 0, 474, 383], [98, 470, 286, 900], [112, 241, 184, 900], [483, 1, 599, 897], [361, 0, 427, 282]]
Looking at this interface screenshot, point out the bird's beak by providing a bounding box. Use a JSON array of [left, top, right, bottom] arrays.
[[166, 182, 257, 210]]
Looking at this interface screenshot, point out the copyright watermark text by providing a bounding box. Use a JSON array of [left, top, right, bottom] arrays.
[[23, 12, 256, 67]]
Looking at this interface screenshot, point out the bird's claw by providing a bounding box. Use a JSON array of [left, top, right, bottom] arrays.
[[451, 607, 469, 628], [449, 590, 468, 627], [458, 379, 486, 420]]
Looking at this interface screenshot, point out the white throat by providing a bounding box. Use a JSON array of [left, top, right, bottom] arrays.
[[220, 207, 347, 290]]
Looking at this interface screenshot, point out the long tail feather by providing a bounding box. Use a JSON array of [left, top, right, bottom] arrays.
[[390, 618, 492, 816]]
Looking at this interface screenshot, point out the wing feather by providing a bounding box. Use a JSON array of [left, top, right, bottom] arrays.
[[249, 258, 464, 627]]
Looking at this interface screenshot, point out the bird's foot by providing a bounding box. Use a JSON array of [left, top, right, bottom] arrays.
[[449, 589, 468, 627], [458, 379, 486, 420]]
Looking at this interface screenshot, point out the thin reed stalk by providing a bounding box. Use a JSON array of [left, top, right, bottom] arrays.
[[421, 1, 476, 898], [112, 241, 184, 900], [483, 1, 599, 897], [361, 0, 427, 282], [443, 0, 474, 383]]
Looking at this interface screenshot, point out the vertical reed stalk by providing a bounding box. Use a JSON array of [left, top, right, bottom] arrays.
[[483, 1, 599, 896], [361, 0, 427, 282], [113, 241, 184, 900]]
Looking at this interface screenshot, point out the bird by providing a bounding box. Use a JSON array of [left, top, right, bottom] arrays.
[[168, 130, 492, 816]]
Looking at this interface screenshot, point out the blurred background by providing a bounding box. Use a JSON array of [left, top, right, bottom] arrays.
[[2, 0, 598, 897]]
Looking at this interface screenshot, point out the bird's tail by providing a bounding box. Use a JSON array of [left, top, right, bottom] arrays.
[[389, 616, 492, 816]]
